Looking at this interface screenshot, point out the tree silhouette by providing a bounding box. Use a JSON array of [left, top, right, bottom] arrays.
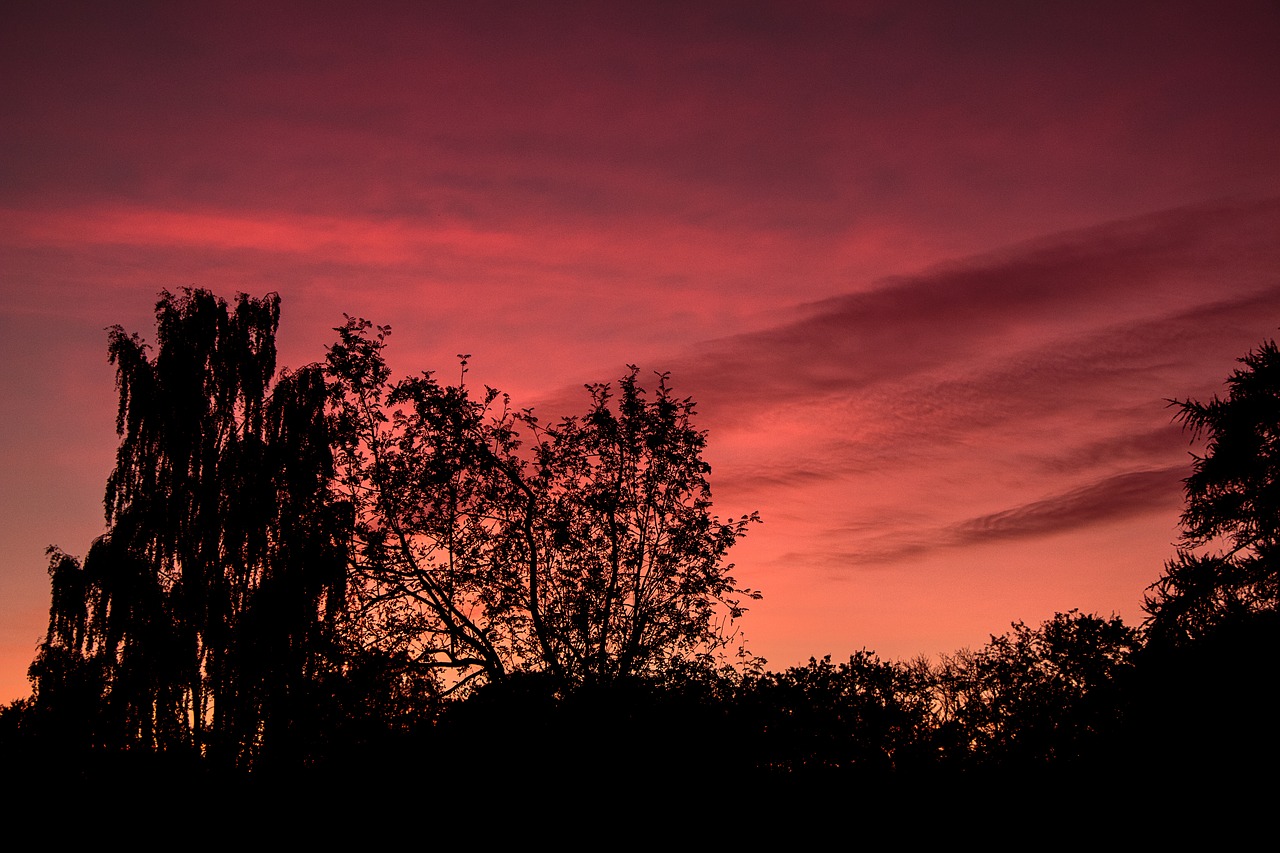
[[325, 317, 759, 693], [325, 316, 521, 692], [1145, 338, 1280, 646], [736, 651, 935, 777], [521, 367, 761, 685], [931, 611, 1137, 766], [1121, 338, 1280, 782], [30, 289, 351, 768], [26, 293, 764, 778]]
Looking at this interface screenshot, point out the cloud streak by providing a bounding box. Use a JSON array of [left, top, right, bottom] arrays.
[[949, 467, 1186, 545], [676, 198, 1280, 421], [609, 199, 1280, 598]]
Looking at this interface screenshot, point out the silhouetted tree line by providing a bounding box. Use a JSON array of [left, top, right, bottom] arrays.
[[3, 289, 1277, 796]]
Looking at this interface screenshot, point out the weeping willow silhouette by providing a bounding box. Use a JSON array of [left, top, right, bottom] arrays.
[[30, 289, 351, 768]]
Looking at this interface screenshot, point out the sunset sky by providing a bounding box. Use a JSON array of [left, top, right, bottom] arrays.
[[4, 1, 1280, 702]]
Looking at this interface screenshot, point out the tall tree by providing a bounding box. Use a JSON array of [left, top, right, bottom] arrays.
[[30, 289, 350, 767], [522, 368, 760, 685], [325, 317, 760, 692], [1145, 338, 1280, 646]]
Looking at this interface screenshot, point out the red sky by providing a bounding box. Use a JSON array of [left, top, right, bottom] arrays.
[[3, 0, 1280, 702]]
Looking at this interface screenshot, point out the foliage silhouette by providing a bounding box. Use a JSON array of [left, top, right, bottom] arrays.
[[1145, 338, 1280, 647], [26, 290, 1279, 797], [326, 316, 760, 693], [930, 610, 1137, 767], [29, 289, 353, 768], [1125, 339, 1280, 780], [734, 651, 935, 778], [23, 291, 762, 778], [720, 611, 1137, 785]]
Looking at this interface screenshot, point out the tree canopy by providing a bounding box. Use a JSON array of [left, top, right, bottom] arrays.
[[1145, 338, 1280, 646], [27, 291, 761, 770], [20, 290, 1277, 793], [30, 289, 351, 767], [325, 315, 760, 693]]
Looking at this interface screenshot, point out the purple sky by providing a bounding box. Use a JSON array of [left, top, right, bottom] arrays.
[[4, 1, 1280, 700]]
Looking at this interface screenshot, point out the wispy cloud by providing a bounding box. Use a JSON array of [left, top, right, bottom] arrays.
[[612, 198, 1280, 578], [673, 198, 1280, 421], [948, 467, 1186, 544], [805, 467, 1187, 568]]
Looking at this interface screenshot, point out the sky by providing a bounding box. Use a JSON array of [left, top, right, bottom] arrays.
[[3, 0, 1280, 702]]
